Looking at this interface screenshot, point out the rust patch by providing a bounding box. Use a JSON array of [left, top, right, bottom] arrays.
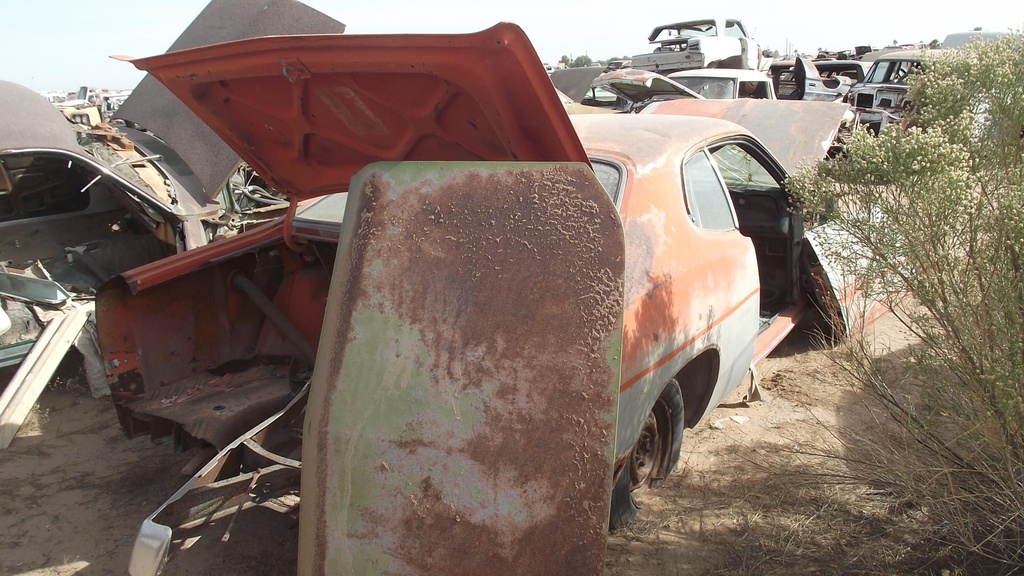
[[325, 164, 623, 574], [307, 174, 388, 574], [122, 362, 294, 449]]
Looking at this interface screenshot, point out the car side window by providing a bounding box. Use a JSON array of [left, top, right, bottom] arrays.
[[738, 81, 769, 99], [710, 143, 781, 192], [590, 159, 623, 205], [683, 150, 736, 231]]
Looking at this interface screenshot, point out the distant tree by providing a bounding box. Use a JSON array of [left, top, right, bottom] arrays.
[[929, 38, 941, 49], [571, 55, 593, 68], [559, 55, 571, 66]]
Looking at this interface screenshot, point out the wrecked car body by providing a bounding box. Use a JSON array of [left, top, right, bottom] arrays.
[[0, 0, 347, 446], [589, 68, 700, 111], [101, 24, 883, 576], [767, 57, 853, 101], [1, 79, 179, 408], [847, 49, 937, 132], [631, 18, 761, 75], [799, 59, 871, 84], [109, 24, 613, 575]]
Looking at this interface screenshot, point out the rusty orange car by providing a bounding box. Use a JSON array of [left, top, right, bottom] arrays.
[[99, 24, 876, 575]]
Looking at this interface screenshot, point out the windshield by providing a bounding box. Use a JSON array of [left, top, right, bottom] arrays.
[[674, 77, 736, 99], [867, 59, 921, 84]]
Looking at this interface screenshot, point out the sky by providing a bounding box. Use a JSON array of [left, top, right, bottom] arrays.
[[3, 1, 1022, 92]]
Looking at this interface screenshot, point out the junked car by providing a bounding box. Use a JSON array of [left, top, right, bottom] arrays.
[[805, 59, 872, 83], [589, 68, 700, 111], [0, 0, 349, 448], [766, 57, 855, 101], [847, 49, 938, 132], [631, 18, 761, 75], [101, 24, 881, 575]]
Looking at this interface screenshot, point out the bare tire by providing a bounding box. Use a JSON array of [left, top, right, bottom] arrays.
[[609, 379, 685, 530]]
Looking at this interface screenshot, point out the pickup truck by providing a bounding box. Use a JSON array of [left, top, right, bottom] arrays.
[[99, 24, 876, 576]]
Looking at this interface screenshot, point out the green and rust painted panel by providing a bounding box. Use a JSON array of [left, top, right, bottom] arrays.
[[298, 161, 624, 576]]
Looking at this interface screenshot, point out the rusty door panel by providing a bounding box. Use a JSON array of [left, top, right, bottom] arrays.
[[804, 225, 888, 335], [298, 161, 624, 576]]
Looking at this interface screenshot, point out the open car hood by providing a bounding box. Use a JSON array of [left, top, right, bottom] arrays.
[[593, 69, 700, 105], [114, 0, 346, 205], [128, 24, 588, 200], [643, 99, 851, 174], [549, 67, 606, 102], [0, 81, 86, 154]]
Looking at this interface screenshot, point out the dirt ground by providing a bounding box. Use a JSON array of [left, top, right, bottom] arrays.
[[0, 311, 916, 576]]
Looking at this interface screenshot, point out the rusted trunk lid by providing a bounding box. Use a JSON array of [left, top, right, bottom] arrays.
[[125, 24, 588, 201], [298, 161, 624, 575], [113, 0, 347, 203]]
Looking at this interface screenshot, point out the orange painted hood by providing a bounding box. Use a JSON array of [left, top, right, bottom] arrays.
[[127, 23, 588, 200], [643, 98, 851, 174]]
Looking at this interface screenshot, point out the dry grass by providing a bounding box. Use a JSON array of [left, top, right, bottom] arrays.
[[608, 315, 988, 576], [640, 444, 958, 575]]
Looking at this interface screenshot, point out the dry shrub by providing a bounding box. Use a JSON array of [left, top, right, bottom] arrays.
[[787, 35, 1024, 574]]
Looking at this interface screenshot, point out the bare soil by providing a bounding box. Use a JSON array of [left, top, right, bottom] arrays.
[[0, 311, 918, 576]]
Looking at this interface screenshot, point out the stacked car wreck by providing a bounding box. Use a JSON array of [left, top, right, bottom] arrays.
[[631, 18, 762, 74]]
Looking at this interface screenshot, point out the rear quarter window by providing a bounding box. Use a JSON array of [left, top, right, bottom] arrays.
[[590, 159, 623, 206], [683, 151, 736, 230]]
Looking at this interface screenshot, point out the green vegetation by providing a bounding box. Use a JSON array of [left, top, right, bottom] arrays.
[[557, 54, 593, 68], [789, 35, 1024, 573]]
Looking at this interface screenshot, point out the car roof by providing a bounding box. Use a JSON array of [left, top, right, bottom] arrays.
[[571, 113, 748, 162], [647, 18, 746, 40], [942, 30, 1013, 48], [771, 59, 870, 70], [862, 48, 943, 62]]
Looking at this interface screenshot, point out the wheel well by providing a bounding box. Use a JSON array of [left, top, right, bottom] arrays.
[[674, 349, 720, 428]]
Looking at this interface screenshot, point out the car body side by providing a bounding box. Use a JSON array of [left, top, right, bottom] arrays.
[[573, 115, 760, 460]]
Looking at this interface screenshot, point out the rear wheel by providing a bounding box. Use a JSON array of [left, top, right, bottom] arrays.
[[609, 379, 684, 530]]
